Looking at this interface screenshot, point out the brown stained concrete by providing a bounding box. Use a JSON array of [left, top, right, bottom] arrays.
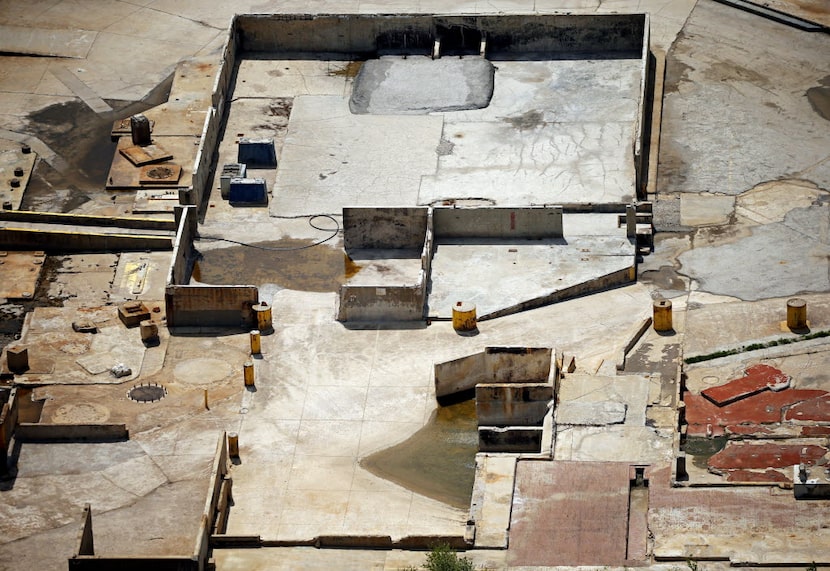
[[508, 460, 633, 567], [0, 251, 45, 300], [648, 465, 830, 564]]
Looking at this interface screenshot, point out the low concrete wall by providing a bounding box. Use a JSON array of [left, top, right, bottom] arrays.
[[475, 383, 553, 426], [0, 211, 175, 230], [0, 228, 172, 252], [478, 426, 543, 453], [235, 14, 646, 55], [0, 388, 18, 471], [336, 284, 424, 322], [169, 206, 198, 286], [16, 423, 128, 442], [434, 346, 553, 398], [480, 265, 636, 320], [485, 346, 552, 383], [434, 206, 563, 239], [193, 432, 230, 571], [343, 207, 428, 250], [434, 352, 486, 398], [165, 285, 258, 328], [166, 206, 259, 329]]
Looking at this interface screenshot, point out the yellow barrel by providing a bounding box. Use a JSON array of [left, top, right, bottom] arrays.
[[452, 301, 477, 332], [653, 299, 673, 332], [787, 298, 807, 330], [228, 432, 240, 457], [250, 330, 261, 355], [253, 302, 273, 332], [243, 361, 255, 387]]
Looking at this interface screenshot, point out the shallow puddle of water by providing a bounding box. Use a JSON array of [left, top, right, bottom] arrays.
[[192, 239, 360, 292], [360, 399, 478, 510], [685, 435, 728, 470]]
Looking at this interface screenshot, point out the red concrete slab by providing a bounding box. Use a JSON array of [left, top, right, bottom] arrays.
[[786, 394, 830, 422], [702, 364, 790, 406], [684, 389, 826, 437], [726, 469, 790, 483], [802, 426, 830, 437], [708, 442, 826, 470], [508, 461, 631, 567]]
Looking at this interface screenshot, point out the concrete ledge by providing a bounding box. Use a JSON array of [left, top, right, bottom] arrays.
[[0, 228, 172, 252], [16, 423, 128, 442], [0, 210, 175, 230]]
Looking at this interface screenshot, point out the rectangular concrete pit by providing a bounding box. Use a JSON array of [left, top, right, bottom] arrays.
[[475, 383, 553, 427], [479, 426, 543, 453]]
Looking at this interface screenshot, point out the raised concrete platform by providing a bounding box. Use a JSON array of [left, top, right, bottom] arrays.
[[427, 234, 635, 319]]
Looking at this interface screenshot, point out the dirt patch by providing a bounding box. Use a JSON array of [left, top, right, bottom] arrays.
[[503, 110, 544, 130]]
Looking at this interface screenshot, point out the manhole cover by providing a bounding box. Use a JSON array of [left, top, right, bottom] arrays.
[[128, 383, 167, 403], [146, 166, 173, 179]]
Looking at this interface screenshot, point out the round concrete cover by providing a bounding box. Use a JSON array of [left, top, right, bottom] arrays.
[[350, 55, 495, 114]]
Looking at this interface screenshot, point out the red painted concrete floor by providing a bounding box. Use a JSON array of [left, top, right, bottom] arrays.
[[685, 365, 830, 483], [508, 460, 639, 567]]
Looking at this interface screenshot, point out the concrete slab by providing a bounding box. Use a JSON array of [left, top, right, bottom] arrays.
[[508, 460, 631, 567], [555, 425, 674, 463], [648, 465, 830, 564], [0, 139, 36, 211], [270, 96, 442, 217], [0, 251, 45, 300], [680, 193, 735, 226], [659, 0, 830, 196], [351, 56, 495, 114], [110, 251, 171, 302], [0, 24, 97, 59], [427, 235, 634, 319], [234, 58, 353, 99], [470, 455, 515, 548], [702, 364, 790, 405]]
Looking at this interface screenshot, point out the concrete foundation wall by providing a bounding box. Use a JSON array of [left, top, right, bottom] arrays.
[[478, 426, 543, 453], [16, 423, 128, 442], [0, 229, 171, 252], [169, 206, 198, 286], [481, 265, 636, 320], [235, 14, 646, 55], [165, 285, 258, 328], [475, 383, 553, 426], [0, 211, 175, 230], [336, 284, 424, 322], [434, 206, 563, 239], [434, 346, 553, 398], [343, 207, 428, 250], [485, 346, 553, 383], [434, 352, 487, 398], [194, 432, 230, 570], [0, 388, 18, 469]]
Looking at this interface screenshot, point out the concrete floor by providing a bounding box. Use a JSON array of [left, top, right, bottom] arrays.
[[2, 0, 830, 570]]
